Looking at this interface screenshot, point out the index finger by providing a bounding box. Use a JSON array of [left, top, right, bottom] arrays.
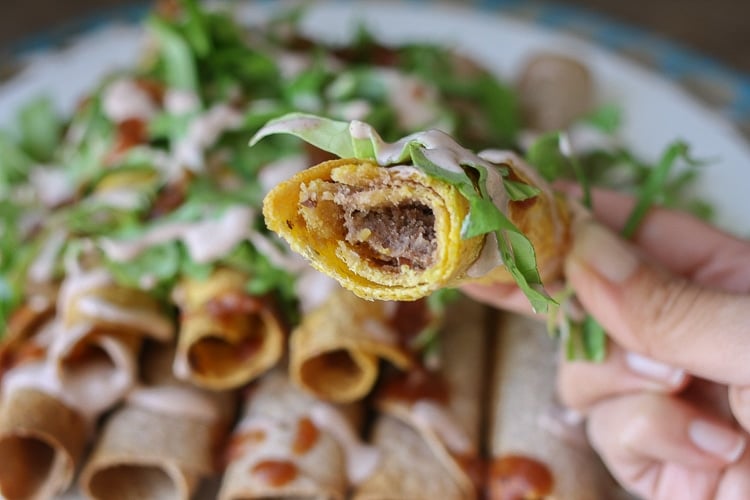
[[559, 184, 750, 292]]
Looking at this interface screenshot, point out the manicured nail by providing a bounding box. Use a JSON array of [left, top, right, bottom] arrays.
[[571, 222, 639, 283], [625, 352, 686, 387], [688, 419, 747, 462]]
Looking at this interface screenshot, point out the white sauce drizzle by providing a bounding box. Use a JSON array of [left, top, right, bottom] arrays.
[[379, 69, 441, 130], [328, 100, 372, 122], [99, 205, 254, 264], [126, 384, 220, 422], [57, 268, 112, 320], [102, 79, 157, 123], [309, 402, 380, 485], [89, 188, 145, 210], [27, 229, 67, 284], [258, 155, 307, 195], [164, 88, 200, 115], [29, 166, 75, 208], [361, 319, 398, 346], [172, 104, 244, 171], [295, 269, 339, 314], [75, 296, 173, 341]]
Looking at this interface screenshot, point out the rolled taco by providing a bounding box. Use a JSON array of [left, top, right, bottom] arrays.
[[172, 267, 285, 390], [0, 306, 86, 500], [355, 297, 486, 499], [50, 267, 175, 419], [80, 343, 235, 500], [290, 288, 414, 403], [488, 313, 622, 499], [219, 371, 379, 499], [254, 114, 568, 310]]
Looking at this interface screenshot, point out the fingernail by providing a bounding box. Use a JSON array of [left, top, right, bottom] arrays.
[[625, 352, 686, 387], [571, 222, 639, 283], [688, 419, 747, 462]]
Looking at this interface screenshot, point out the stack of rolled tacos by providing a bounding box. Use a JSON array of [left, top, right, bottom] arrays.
[[81, 343, 236, 500], [0, 267, 174, 499], [172, 268, 286, 390]]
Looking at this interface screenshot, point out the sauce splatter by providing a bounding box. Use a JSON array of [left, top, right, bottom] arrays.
[[252, 460, 298, 488], [489, 454, 554, 500], [292, 417, 320, 455]]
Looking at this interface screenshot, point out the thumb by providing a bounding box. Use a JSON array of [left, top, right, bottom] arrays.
[[565, 220, 750, 386]]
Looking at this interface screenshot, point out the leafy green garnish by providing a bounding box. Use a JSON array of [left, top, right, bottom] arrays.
[[622, 140, 704, 238], [18, 96, 63, 162], [147, 16, 201, 93], [526, 131, 591, 207], [581, 103, 623, 135]]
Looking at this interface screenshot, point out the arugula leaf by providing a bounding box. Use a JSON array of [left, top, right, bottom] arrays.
[[622, 141, 702, 238], [0, 130, 34, 190], [147, 15, 200, 92], [526, 131, 591, 207], [250, 113, 361, 159], [582, 103, 623, 135], [18, 96, 62, 162]]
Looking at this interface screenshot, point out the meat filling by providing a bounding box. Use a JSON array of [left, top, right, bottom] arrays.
[[343, 204, 437, 270]]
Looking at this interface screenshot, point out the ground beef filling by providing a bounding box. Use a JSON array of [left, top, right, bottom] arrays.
[[343, 204, 437, 271]]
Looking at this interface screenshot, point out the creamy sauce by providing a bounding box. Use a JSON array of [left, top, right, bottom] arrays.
[[328, 100, 372, 122], [379, 69, 441, 131], [102, 79, 157, 123], [411, 400, 473, 455], [295, 268, 339, 314], [164, 88, 200, 115], [258, 155, 307, 195], [173, 104, 244, 170], [27, 229, 67, 284], [126, 384, 220, 421], [276, 51, 312, 79], [361, 318, 398, 345], [29, 167, 75, 208], [246, 231, 308, 272], [99, 205, 254, 264], [75, 296, 174, 341], [89, 188, 145, 210], [57, 268, 112, 319], [466, 232, 502, 278], [55, 333, 136, 420], [309, 402, 380, 485]]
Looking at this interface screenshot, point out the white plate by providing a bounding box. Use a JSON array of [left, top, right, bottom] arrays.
[[2, 1, 750, 236]]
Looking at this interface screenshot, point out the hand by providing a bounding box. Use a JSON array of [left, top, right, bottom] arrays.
[[463, 188, 750, 499]]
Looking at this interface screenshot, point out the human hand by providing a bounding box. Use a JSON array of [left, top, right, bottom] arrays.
[[463, 188, 750, 499]]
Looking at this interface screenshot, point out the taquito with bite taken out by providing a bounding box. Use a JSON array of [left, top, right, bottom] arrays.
[[290, 288, 425, 403], [219, 371, 378, 499], [355, 297, 486, 499], [488, 313, 627, 499], [255, 114, 568, 310], [172, 267, 285, 390], [81, 343, 235, 500]]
